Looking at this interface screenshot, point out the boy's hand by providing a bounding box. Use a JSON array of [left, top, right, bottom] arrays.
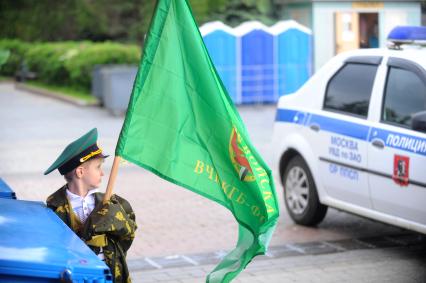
[[86, 194, 136, 240]]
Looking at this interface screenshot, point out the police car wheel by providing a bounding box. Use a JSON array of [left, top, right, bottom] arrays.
[[283, 156, 328, 226]]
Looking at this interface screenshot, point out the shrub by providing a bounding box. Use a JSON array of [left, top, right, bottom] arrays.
[[0, 39, 30, 76], [64, 42, 140, 89], [0, 49, 10, 67], [0, 40, 141, 92], [25, 41, 83, 85]]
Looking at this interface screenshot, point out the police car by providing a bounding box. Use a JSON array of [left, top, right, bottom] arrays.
[[272, 26, 426, 234]]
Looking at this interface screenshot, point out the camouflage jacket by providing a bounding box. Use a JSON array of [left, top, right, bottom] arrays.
[[46, 185, 137, 283]]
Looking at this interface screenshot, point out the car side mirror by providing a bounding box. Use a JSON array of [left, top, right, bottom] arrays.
[[411, 111, 426, 133]]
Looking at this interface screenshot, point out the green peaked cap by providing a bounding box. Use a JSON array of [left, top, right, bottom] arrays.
[[44, 128, 107, 175]]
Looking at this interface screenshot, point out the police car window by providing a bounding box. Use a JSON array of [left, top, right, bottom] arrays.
[[382, 67, 426, 129], [324, 63, 377, 117]]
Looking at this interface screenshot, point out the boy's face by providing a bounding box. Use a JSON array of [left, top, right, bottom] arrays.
[[81, 157, 105, 190]]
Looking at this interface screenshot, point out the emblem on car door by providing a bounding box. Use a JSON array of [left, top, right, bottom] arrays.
[[393, 155, 409, 186]]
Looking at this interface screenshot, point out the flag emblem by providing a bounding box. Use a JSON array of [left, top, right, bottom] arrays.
[[229, 127, 255, 182]]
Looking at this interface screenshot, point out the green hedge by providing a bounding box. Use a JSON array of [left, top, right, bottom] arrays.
[[0, 39, 30, 76], [64, 43, 141, 89], [0, 39, 141, 91]]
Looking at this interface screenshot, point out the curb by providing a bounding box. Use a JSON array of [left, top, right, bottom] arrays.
[[15, 82, 99, 107]]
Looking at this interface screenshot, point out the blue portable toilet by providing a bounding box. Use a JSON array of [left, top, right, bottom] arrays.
[[236, 21, 275, 104], [201, 21, 239, 104], [271, 20, 313, 96], [0, 198, 112, 282]]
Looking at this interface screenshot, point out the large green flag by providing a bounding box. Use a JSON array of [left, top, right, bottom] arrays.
[[116, 0, 279, 281]]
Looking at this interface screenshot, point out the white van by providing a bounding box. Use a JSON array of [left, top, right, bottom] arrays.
[[272, 26, 426, 234]]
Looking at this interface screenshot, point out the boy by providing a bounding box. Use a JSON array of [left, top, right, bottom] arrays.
[[44, 128, 136, 283]]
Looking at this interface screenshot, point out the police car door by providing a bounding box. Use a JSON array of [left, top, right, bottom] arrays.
[[368, 57, 426, 226], [313, 57, 381, 208]]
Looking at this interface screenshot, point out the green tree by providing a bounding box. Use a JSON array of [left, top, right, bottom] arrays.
[[209, 0, 278, 26], [0, 0, 279, 43]]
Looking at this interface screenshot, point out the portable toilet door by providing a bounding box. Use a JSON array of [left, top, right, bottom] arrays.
[[236, 21, 275, 104], [201, 21, 239, 104], [271, 20, 313, 96]]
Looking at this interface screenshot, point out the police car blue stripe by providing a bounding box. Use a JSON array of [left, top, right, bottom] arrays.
[[275, 109, 308, 125], [275, 109, 300, 123], [276, 108, 426, 156], [369, 127, 426, 157], [276, 109, 369, 140], [308, 114, 370, 141]]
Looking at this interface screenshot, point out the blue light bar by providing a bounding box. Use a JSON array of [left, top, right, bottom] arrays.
[[387, 26, 426, 44]]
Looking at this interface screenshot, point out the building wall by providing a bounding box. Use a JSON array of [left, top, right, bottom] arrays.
[[382, 2, 421, 43], [312, 2, 347, 72], [310, 2, 421, 71]]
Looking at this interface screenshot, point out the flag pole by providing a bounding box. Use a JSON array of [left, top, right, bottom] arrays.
[[103, 155, 121, 202]]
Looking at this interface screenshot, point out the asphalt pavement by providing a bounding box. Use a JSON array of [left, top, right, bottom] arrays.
[[1, 82, 425, 282]]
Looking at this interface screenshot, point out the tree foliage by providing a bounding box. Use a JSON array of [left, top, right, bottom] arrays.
[[0, 0, 152, 43], [0, 0, 278, 43], [210, 0, 278, 26]]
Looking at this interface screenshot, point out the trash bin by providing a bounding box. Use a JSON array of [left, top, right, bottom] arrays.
[[91, 64, 108, 105], [0, 178, 16, 199], [98, 65, 138, 116], [0, 198, 113, 282]]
